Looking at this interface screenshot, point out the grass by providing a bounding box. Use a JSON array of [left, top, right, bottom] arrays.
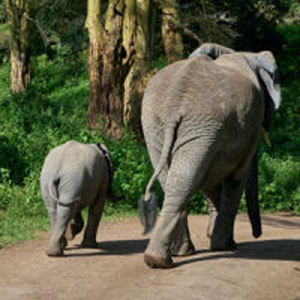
[[0, 208, 138, 247]]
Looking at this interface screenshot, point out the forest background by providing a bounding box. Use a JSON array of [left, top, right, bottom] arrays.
[[0, 0, 299, 246]]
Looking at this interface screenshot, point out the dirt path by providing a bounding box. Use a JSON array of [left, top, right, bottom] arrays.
[[0, 214, 299, 300]]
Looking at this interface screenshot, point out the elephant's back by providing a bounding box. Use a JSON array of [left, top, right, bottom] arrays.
[[41, 142, 69, 181], [142, 60, 187, 123], [59, 142, 103, 175], [143, 56, 229, 120], [142, 55, 262, 127], [58, 142, 106, 199]]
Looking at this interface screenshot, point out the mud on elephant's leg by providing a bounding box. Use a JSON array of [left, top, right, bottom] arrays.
[[210, 177, 245, 251], [81, 197, 105, 248], [170, 208, 195, 256]]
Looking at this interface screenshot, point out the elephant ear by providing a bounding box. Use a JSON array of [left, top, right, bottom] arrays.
[[97, 143, 114, 197], [255, 51, 281, 129], [189, 43, 235, 59]]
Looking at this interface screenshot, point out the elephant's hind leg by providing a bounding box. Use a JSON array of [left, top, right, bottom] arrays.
[[210, 176, 245, 251], [47, 203, 73, 256], [81, 195, 105, 248], [65, 212, 84, 241], [144, 139, 215, 268], [146, 131, 195, 257], [204, 184, 222, 239], [170, 208, 195, 256]]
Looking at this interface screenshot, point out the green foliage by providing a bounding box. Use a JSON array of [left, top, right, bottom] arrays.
[[31, 0, 88, 58], [103, 131, 162, 212], [177, 0, 237, 52], [255, 77, 300, 213], [259, 153, 300, 212], [211, 0, 291, 52], [276, 24, 300, 80], [283, 0, 300, 24], [273, 81, 300, 145]]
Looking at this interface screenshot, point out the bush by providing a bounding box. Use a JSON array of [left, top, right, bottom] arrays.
[[276, 24, 300, 80], [259, 153, 300, 213]]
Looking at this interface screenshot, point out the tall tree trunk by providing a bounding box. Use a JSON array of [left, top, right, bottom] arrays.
[[161, 0, 183, 63], [123, 0, 155, 138], [86, 0, 103, 129], [6, 0, 31, 93], [86, 0, 134, 139]]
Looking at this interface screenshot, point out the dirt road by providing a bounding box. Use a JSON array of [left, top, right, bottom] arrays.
[[0, 214, 299, 300]]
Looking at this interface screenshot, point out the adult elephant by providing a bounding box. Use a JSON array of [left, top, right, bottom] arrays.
[[40, 141, 116, 256], [139, 43, 281, 268]]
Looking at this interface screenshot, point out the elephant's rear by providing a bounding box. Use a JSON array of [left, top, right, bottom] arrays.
[[141, 56, 224, 171], [142, 54, 264, 170], [54, 141, 106, 206], [40, 141, 102, 207], [40, 143, 66, 209]]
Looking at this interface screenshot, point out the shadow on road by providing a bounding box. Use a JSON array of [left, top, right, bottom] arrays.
[[64, 238, 299, 265], [65, 238, 149, 257], [175, 239, 300, 268], [261, 215, 300, 229]]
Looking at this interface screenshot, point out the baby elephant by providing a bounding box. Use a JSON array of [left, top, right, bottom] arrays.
[[40, 140, 115, 256]]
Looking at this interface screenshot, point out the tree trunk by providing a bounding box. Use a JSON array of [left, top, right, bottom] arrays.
[[86, 0, 134, 139], [6, 0, 31, 93], [123, 0, 155, 138], [86, 0, 103, 128], [161, 0, 183, 63]]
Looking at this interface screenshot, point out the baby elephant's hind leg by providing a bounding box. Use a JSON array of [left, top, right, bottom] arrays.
[[65, 212, 84, 241], [81, 196, 105, 248]]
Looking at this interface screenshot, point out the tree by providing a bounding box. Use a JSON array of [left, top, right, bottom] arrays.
[[32, 0, 88, 57], [211, 0, 291, 52], [161, 0, 183, 63], [123, 0, 156, 137], [5, 0, 32, 93], [86, 0, 135, 139], [85, 0, 102, 129]]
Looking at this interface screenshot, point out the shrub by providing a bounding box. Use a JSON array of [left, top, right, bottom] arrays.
[[276, 24, 300, 80]]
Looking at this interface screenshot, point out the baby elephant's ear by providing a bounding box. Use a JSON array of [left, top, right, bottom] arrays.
[[256, 51, 281, 111], [189, 43, 235, 59]]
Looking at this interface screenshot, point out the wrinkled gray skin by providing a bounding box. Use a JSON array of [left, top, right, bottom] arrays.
[[141, 43, 281, 268], [40, 141, 114, 256]]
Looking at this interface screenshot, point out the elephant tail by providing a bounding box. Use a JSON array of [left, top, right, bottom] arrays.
[[49, 176, 60, 203], [139, 122, 177, 234], [144, 124, 177, 202]]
